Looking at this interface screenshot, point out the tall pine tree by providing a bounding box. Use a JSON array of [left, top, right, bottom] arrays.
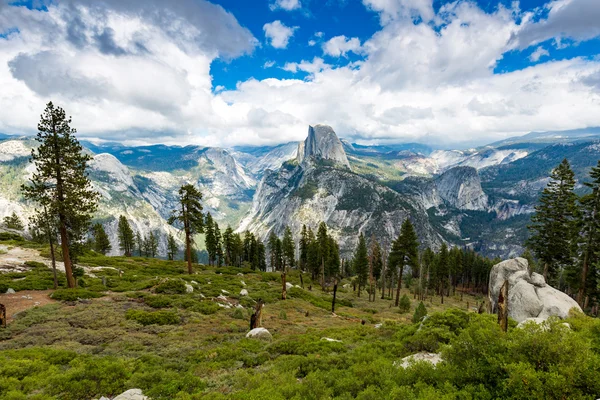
[[22, 102, 99, 288], [389, 219, 419, 306], [92, 223, 111, 255], [117, 215, 135, 257], [353, 233, 369, 296], [167, 233, 178, 261], [169, 184, 204, 274]]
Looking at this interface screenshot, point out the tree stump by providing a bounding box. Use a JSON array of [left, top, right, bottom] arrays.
[[497, 280, 508, 332], [0, 304, 6, 328], [331, 280, 338, 313], [281, 272, 287, 300], [250, 299, 264, 330]]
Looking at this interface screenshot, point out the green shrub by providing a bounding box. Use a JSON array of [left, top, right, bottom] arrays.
[[412, 301, 427, 323], [187, 301, 220, 315], [398, 295, 411, 313], [279, 310, 288, 320], [232, 308, 245, 320], [144, 295, 172, 308], [154, 280, 186, 294], [125, 310, 180, 326], [51, 289, 103, 302], [0, 232, 23, 241]]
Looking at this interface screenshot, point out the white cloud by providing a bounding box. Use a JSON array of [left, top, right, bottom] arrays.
[[263, 20, 297, 49], [322, 35, 362, 57], [269, 0, 302, 11], [0, 0, 599, 148], [529, 46, 550, 62], [263, 60, 276, 68], [363, 0, 435, 24], [314, 31, 324, 38], [308, 39, 316, 46]]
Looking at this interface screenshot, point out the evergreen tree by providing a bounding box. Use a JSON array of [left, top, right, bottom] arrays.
[[22, 102, 99, 288], [527, 159, 578, 283], [353, 233, 369, 296], [148, 232, 158, 258], [299, 224, 309, 270], [117, 215, 135, 257], [371, 239, 383, 281], [3, 212, 24, 230], [436, 243, 450, 304], [389, 219, 419, 306], [326, 236, 341, 278], [135, 231, 143, 257], [317, 222, 329, 285], [232, 233, 244, 267], [204, 213, 217, 266], [282, 226, 295, 270], [167, 233, 178, 261], [412, 301, 427, 323], [223, 225, 234, 266], [92, 223, 111, 255], [268, 231, 279, 270], [214, 222, 223, 266], [256, 238, 267, 271], [169, 184, 204, 274], [306, 227, 319, 279]]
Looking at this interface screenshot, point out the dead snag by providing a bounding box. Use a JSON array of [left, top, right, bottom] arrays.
[[0, 304, 6, 328], [332, 280, 338, 313], [497, 280, 508, 332], [250, 298, 264, 330], [281, 271, 287, 300]]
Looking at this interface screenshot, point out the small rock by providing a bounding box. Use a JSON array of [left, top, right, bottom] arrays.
[[221, 289, 229, 294], [235, 304, 244, 309], [321, 337, 342, 342], [6, 288, 15, 294], [395, 352, 443, 369], [199, 293, 205, 298], [246, 327, 272, 341], [342, 284, 350, 289], [285, 282, 293, 290], [240, 280, 246, 286], [240, 289, 248, 296], [374, 323, 383, 329], [237, 273, 244, 276], [185, 284, 194, 293], [217, 295, 228, 301], [113, 389, 148, 400], [191, 280, 198, 285]]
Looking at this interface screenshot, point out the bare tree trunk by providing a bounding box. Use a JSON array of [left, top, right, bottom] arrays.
[[332, 279, 338, 313], [58, 224, 75, 288], [250, 299, 264, 329], [543, 262, 548, 282], [498, 280, 508, 332], [281, 269, 287, 300], [395, 266, 403, 307], [0, 304, 6, 328], [49, 238, 58, 290]]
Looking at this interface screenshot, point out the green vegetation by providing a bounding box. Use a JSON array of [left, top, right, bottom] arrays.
[[51, 289, 103, 302]]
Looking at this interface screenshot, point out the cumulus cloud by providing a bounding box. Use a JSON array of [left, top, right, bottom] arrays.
[[269, 0, 302, 11], [263, 20, 297, 49], [363, 0, 435, 24], [322, 35, 362, 57], [529, 46, 550, 62], [282, 57, 329, 75]]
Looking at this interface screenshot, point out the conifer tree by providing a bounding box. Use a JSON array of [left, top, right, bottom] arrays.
[[135, 231, 143, 257], [92, 223, 111, 255], [117, 216, 135, 257], [214, 221, 223, 266], [22, 102, 99, 288], [232, 233, 244, 267], [306, 227, 319, 279], [256, 238, 267, 271], [353, 233, 369, 296], [268, 231, 279, 270], [299, 224, 309, 270], [282, 226, 295, 269], [167, 233, 178, 261], [223, 225, 234, 266], [317, 222, 329, 286], [527, 159, 578, 282], [3, 212, 24, 230], [148, 232, 158, 258], [169, 184, 205, 274], [326, 236, 341, 278], [436, 243, 450, 304], [204, 213, 217, 266], [389, 219, 419, 306]]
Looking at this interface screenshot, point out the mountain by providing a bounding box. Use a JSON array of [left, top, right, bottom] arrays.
[[297, 124, 351, 169]]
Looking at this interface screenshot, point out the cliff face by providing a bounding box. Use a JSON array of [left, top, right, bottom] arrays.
[[435, 166, 488, 211], [300, 125, 351, 169]]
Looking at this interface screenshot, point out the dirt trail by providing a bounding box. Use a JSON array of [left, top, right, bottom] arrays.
[[0, 290, 56, 323], [0, 244, 66, 273]]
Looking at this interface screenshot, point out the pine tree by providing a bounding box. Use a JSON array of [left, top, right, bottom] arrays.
[[117, 215, 135, 257], [3, 212, 24, 230], [317, 222, 329, 286], [148, 232, 158, 258], [353, 233, 369, 296], [204, 213, 217, 266], [306, 227, 319, 279], [299, 224, 309, 270], [436, 243, 450, 304], [22, 102, 99, 288], [527, 159, 578, 283], [92, 223, 111, 255], [167, 233, 178, 261], [256, 238, 267, 271], [282, 226, 295, 270], [232, 233, 244, 267], [223, 225, 234, 266], [214, 222, 223, 266], [268, 231, 279, 271], [169, 184, 205, 274], [135, 231, 143, 257], [412, 301, 427, 323], [389, 219, 419, 306], [326, 236, 340, 278]]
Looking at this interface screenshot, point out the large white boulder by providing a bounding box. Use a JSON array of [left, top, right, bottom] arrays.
[[246, 327, 272, 341], [489, 258, 582, 323], [185, 284, 194, 293]]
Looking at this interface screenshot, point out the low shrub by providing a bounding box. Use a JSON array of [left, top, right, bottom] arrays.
[[51, 289, 103, 302], [144, 295, 172, 308], [154, 280, 186, 295], [125, 310, 180, 326], [398, 295, 411, 313]]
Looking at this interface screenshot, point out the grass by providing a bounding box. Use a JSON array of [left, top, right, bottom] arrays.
[[1, 238, 599, 399]]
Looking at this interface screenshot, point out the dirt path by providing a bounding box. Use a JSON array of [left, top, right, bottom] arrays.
[[0, 290, 56, 323], [0, 244, 65, 273]]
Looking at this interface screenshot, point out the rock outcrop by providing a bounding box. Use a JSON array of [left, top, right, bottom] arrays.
[[488, 258, 582, 323], [395, 352, 443, 368], [246, 327, 272, 341], [435, 166, 488, 210], [299, 125, 351, 169]]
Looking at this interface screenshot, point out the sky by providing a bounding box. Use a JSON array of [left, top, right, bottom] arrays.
[[0, 0, 599, 148]]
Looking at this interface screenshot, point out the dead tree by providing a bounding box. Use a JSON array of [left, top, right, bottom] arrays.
[[331, 279, 338, 313], [281, 271, 287, 300], [497, 280, 508, 332], [250, 299, 264, 330], [0, 304, 6, 328]]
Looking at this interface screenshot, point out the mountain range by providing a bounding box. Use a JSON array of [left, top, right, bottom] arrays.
[[2, 125, 600, 259]]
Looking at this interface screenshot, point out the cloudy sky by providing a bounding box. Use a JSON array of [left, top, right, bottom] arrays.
[[0, 0, 599, 148]]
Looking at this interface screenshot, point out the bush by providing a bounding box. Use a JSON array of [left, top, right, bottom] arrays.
[[154, 280, 186, 295], [398, 295, 411, 313], [144, 295, 172, 308], [412, 301, 427, 323], [187, 301, 220, 315], [51, 289, 103, 302], [232, 308, 245, 320], [0, 232, 23, 241], [125, 310, 180, 326]]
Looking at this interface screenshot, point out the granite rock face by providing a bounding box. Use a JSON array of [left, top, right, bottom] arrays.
[[301, 125, 351, 169]]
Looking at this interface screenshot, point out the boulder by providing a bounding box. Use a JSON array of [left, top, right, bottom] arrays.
[[285, 282, 293, 291], [6, 288, 15, 294], [489, 258, 582, 323], [113, 389, 148, 400], [185, 284, 194, 293], [395, 352, 443, 368], [246, 327, 272, 341], [240, 289, 248, 296]]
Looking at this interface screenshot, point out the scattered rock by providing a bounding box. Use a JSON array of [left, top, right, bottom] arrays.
[[240, 280, 246, 286], [374, 323, 383, 329], [488, 258, 582, 323], [199, 293, 205, 298], [185, 284, 194, 293], [285, 282, 293, 291], [240, 289, 248, 296], [396, 352, 443, 368], [191, 280, 198, 285], [6, 288, 15, 294], [237, 273, 244, 276], [221, 289, 229, 294], [235, 304, 244, 309], [321, 337, 342, 342], [112, 389, 148, 400], [217, 295, 228, 302], [246, 327, 272, 341]]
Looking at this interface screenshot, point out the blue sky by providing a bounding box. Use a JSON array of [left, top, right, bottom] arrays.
[[0, 0, 599, 147]]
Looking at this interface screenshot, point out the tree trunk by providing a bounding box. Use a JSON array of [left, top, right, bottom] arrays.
[[395, 266, 403, 307], [250, 299, 264, 330], [185, 227, 192, 275], [498, 280, 508, 332], [281, 270, 287, 300], [59, 223, 75, 288], [380, 263, 386, 300], [49, 237, 58, 290], [332, 280, 338, 313], [543, 262, 548, 282], [0, 304, 6, 328]]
